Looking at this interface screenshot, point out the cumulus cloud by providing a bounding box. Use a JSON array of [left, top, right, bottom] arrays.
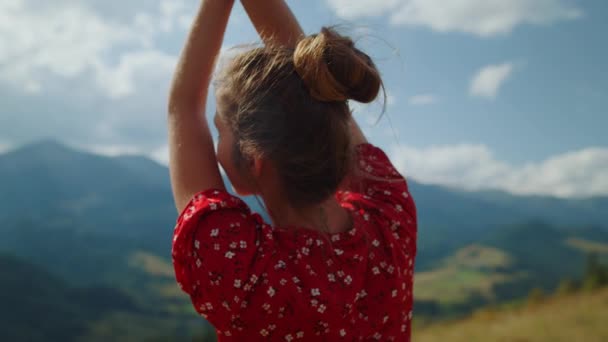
[[0, 0, 200, 152], [326, 0, 582, 37], [408, 94, 437, 105], [0, 0, 186, 98], [391, 144, 608, 198], [469, 63, 514, 99], [0, 141, 12, 154]]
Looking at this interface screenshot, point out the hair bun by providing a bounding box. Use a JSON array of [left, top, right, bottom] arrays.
[[293, 27, 382, 104]]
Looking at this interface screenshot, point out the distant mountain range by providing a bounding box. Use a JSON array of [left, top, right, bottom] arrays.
[[1, 139, 607, 340], [1, 139, 607, 268]]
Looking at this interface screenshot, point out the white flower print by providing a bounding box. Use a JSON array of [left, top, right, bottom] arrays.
[[262, 303, 271, 311], [316, 239, 324, 246], [230, 242, 237, 249], [292, 276, 300, 284], [328, 273, 336, 282], [296, 331, 304, 338], [331, 234, 340, 242], [384, 190, 391, 195], [210, 228, 219, 237], [240, 240, 247, 249], [318, 304, 326, 313], [373, 332, 382, 340], [344, 275, 352, 285], [301, 247, 310, 256], [195, 259, 202, 268], [372, 267, 380, 275], [337, 270, 345, 277], [285, 334, 294, 342], [395, 204, 403, 212], [402, 191, 409, 198], [372, 239, 380, 247], [334, 248, 344, 256], [260, 329, 269, 337], [311, 288, 321, 296], [214, 243, 220, 251], [194, 240, 200, 249], [205, 302, 213, 310], [340, 329, 346, 337], [225, 251, 235, 259], [267, 286, 276, 297], [209, 202, 217, 210], [388, 265, 395, 274], [363, 213, 370, 221], [280, 278, 287, 286], [234, 279, 241, 288], [392, 289, 398, 297]]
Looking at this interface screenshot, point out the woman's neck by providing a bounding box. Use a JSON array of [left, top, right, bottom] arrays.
[[263, 195, 352, 234]]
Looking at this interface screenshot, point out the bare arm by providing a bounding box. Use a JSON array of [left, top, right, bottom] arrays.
[[240, 0, 368, 145], [168, 0, 234, 213]]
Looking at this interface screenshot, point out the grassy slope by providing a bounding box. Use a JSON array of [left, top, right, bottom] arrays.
[[414, 244, 519, 305], [413, 288, 608, 342]]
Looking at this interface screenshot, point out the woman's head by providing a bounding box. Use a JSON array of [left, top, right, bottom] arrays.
[[214, 27, 383, 209]]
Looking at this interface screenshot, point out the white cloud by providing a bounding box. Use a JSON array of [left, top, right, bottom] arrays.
[[0, 141, 12, 154], [326, 0, 582, 37], [469, 63, 514, 99], [391, 144, 608, 198], [94, 50, 177, 99], [84, 144, 145, 157], [151, 145, 170, 166], [0, 0, 186, 98], [408, 94, 437, 105]]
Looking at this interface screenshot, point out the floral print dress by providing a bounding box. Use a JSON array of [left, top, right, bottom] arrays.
[[172, 143, 417, 341]]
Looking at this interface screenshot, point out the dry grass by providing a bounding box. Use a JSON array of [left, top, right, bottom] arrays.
[[566, 238, 608, 254], [128, 251, 174, 278], [414, 245, 518, 304], [414, 287, 608, 342]]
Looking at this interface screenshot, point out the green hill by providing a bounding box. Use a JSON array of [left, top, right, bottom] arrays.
[[413, 287, 608, 342], [414, 222, 608, 318], [0, 254, 138, 342], [2, 140, 608, 338]]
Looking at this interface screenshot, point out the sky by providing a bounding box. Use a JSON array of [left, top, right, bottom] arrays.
[[0, 0, 606, 198]]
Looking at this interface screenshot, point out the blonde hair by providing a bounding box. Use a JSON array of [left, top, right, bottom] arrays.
[[215, 27, 383, 208]]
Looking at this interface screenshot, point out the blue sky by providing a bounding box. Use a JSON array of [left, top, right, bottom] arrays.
[[0, 0, 606, 198]]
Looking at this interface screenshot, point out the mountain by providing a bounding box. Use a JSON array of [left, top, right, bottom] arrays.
[[2, 139, 607, 272], [1, 139, 608, 338], [0, 253, 138, 342], [413, 221, 608, 317]]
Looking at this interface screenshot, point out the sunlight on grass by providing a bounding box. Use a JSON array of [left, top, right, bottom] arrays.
[[414, 245, 520, 304], [414, 288, 608, 342], [128, 251, 174, 278]]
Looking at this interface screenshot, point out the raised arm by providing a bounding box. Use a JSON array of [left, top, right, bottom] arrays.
[[168, 0, 234, 213], [240, 0, 368, 144]]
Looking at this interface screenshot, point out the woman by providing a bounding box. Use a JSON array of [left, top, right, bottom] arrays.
[[168, 0, 417, 340]]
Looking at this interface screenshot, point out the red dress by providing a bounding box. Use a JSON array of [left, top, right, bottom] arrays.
[[172, 143, 417, 341]]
